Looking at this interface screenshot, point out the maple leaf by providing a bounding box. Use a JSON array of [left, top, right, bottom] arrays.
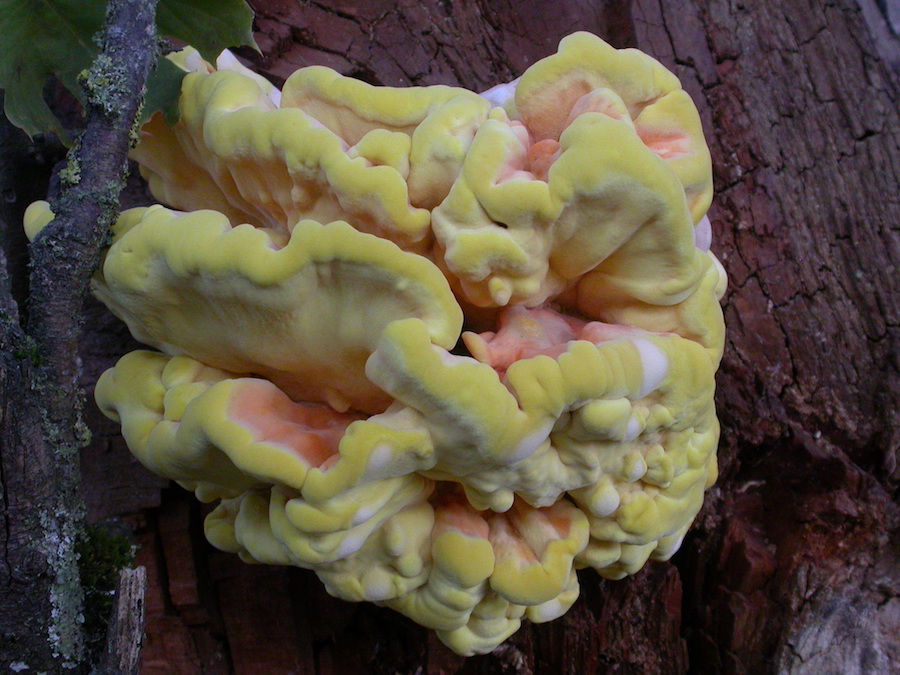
[[0, 0, 256, 139]]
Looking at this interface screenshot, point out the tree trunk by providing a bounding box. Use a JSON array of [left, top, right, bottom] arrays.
[[35, 0, 900, 673]]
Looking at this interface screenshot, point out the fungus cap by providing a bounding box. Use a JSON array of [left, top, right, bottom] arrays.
[[38, 32, 731, 656]]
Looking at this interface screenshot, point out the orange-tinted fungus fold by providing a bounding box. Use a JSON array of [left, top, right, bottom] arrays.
[[227, 379, 361, 466]]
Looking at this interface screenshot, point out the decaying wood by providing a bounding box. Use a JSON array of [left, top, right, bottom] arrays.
[[100, 566, 148, 675], [62, 0, 900, 673]]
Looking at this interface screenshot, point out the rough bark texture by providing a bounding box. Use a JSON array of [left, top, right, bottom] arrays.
[[22, 0, 900, 673], [0, 0, 159, 671]]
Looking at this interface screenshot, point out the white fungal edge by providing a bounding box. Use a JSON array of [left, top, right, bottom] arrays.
[[694, 215, 712, 252], [632, 338, 669, 399], [480, 77, 520, 109], [507, 422, 554, 464]]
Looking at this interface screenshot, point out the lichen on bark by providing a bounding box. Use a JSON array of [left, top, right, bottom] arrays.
[[0, 0, 160, 671]]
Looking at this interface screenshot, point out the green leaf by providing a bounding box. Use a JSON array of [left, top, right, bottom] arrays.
[[0, 0, 106, 139], [143, 55, 186, 126], [0, 0, 256, 139], [146, 0, 257, 125], [156, 0, 258, 63]]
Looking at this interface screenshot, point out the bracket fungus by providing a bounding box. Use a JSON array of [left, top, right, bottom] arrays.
[[26, 32, 727, 655]]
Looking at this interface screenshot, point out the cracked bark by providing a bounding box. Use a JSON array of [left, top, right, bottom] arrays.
[[28, 0, 897, 673]]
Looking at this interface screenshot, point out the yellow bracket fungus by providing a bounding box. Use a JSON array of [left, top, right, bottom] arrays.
[[25, 32, 727, 656]]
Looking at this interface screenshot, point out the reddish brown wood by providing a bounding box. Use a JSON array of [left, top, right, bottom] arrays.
[[628, 1, 899, 672], [135, 527, 205, 675]]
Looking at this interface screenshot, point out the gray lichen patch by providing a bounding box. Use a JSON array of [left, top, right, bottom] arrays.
[[40, 507, 86, 668]]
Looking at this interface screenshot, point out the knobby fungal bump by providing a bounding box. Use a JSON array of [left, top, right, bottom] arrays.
[[26, 32, 726, 656]]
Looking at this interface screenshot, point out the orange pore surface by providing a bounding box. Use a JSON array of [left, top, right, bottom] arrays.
[[464, 305, 640, 375], [226, 378, 362, 467]]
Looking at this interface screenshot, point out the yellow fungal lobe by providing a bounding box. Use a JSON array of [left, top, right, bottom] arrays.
[[74, 32, 725, 656]]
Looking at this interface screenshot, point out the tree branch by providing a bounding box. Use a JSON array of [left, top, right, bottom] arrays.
[[28, 0, 160, 410], [0, 0, 159, 670]]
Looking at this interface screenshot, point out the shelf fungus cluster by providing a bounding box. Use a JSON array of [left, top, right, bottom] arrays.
[[26, 33, 726, 655]]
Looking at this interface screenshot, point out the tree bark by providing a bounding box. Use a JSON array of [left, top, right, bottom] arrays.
[[0, 0, 159, 671], [29, 0, 900, 673]]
